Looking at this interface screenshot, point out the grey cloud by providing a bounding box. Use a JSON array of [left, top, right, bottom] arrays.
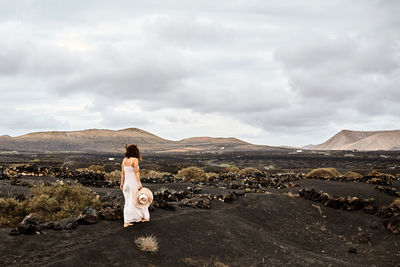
[[1, 0, 400, 146]]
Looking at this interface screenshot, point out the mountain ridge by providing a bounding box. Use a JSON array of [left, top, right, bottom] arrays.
[[0, 128, 283, 153], [311, 129, 400, 151]]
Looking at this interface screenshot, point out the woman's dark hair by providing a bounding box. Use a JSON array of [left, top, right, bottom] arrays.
[[125, 144, 142, 160]]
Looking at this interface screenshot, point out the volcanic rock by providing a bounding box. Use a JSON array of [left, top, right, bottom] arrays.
[[77, 207, 99, 224], [18, 213, 42, 234]]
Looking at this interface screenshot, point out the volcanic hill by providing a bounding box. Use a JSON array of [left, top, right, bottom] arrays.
[[311, 129, 400, 151], [0, 128, 283, 153]]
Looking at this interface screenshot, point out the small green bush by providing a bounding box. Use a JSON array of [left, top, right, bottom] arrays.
[[238, 167, 260, 176], [176, 167, 208, 182], [306, 168, 341, 179]]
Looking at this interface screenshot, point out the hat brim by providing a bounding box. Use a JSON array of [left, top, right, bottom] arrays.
[[134, 187, 153, 208]]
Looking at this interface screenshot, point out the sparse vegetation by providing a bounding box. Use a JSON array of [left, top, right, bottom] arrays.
[[0, 198, 29, 227], [206, 172, 218, 179], [87, 165, 105, 173], [0, 181, 102, 227], [104, 170, 121, 183], [29, 181, 102, 222], [306, 168, 341, 179], [134, 234, 159, 253], [176, 167, 208, 182], [344, 171, 363, 179], [238, 167, 260, 176], [223, 165, 240, 174], [389, 198, 400, 209], [368, 170, 386, 177], [140, 169, 170, 178]]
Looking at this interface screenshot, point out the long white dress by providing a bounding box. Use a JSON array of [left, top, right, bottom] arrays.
[[122, 157, 150, 223]]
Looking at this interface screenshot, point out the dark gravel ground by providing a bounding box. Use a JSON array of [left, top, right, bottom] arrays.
[[1, 177, 400, 266]]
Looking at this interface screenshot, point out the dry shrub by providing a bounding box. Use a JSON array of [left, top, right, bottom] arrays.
[[344, 171, 363, 179], [389, 198, 400, 209], [214, 262, 229, 267], [306, 168, 341, 179], [0, 182, 102, 227], [283, 192, 299, 198], [238, 167, 260, 176], [206, 172, 218, 179], [77, 165, 105, 173], [105, 170, 121, 183], [140, 169, 170, 178], [223, 165, 240, 174], [135, 234, 159, 253], [367, 170, 386, 177], [29, 182, 102, 223], [181, 258, 199, 266], [0, 198, 29, 227], [176, 167, 208, 182]]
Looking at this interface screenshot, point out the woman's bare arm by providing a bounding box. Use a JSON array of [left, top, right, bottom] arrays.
[[132, 158, 142, 190], [120, 162, 125, 190]]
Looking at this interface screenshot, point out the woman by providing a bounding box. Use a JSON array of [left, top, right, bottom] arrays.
[[120, 144, 150, 227]]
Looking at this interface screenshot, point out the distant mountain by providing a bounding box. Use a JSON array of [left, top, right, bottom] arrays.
[[0, 128, 284, 153], [311, 129, 400, 151]]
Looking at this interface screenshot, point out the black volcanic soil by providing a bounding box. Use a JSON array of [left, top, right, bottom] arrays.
[[1, 180, 400, 266], [1, 151, 400, 266]]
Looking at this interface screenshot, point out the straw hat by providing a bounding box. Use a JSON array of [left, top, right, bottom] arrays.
[[134, 187, 153, 208]]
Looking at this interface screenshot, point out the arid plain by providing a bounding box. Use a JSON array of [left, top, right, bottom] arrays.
[[1, 129, 400, 266]]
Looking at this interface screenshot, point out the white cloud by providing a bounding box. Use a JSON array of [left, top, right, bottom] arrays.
[[0, 0, 399, 146]]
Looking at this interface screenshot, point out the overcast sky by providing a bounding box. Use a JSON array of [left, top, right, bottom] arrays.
[[0, 0, 399, 146]]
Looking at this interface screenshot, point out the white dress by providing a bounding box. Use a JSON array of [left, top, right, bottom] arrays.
[[122, 157, 150, 223]]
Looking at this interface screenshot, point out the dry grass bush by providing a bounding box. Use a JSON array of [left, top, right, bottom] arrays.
[[0, 182, 102, 227], [77, 165, 105, 173], [28, 182, 102, 222], [104, 170, 121, 183], [306, 168, 341, 179], [0, 198, 29, 227], [238, 167, 260, 176], [344, 171, 363, 179], [389, 198, 400, 209], [367, 170, 386, 177], [134, 234, 159, 253], [223, 165, 240, 174], [176, 167, 208, 182], [139, 169, 170, 178], [206, 172, 218, 179]]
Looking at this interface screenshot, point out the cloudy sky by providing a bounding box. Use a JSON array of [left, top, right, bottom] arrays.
[[0, 0, 399, 146]]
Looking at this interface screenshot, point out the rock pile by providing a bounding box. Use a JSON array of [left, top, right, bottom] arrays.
[[10, 179, 33, 187], [375, 185, 400, 197], [150, 186, 244, 211], [141, 175, 182, 184], [306, 172, 393, 185], [3, 165, 114, 188], [56, 170, 112, 187], [77, 207, 99, 224], [0, 169, 10, 180], [299, 188, 375, 211], [10, 207, 104, 235]]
